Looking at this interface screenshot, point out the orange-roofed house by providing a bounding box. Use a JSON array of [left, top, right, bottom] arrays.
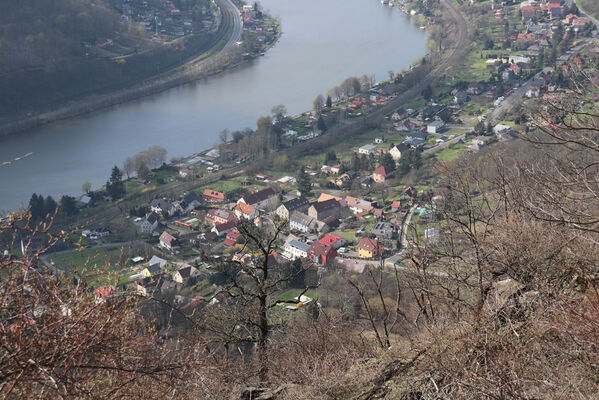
[[203, 189, 225, 203], [317, 193, 342, 202], [235, 202, 258, 220], [373, 166, 392, 183]]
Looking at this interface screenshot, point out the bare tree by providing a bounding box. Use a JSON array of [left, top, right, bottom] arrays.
[[205, 220, 318, 382]]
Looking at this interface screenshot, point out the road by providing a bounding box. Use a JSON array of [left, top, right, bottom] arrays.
[[489, 37, 596, 123], [222, 0, 243, 50], [423, 133, 466, 155]]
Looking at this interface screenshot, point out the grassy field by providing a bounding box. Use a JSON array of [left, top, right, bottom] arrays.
[[579, 0, 599, 21], [47, 245, 134, 286]]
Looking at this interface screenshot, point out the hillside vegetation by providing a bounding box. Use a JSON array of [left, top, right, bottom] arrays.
[[0, 0, 217, 118]]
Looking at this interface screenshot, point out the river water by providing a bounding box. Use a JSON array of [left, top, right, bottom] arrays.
[[0, 0, 426, 211]]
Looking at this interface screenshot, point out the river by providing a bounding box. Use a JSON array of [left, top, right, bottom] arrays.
[[0, 0, 426, 212]]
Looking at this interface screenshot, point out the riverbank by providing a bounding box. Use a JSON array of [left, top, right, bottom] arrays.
[[0, 0, 279, 138]]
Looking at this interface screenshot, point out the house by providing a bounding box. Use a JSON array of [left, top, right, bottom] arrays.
[[149, 256, 168, 269], [435, 135, 449, 144], [205, 209, 236, 226], [182, 192, 204, 211], [371, 222, 395, 240], [238, 187, 278, 210], [151, 199, 176, 217], [290, 212, 317, 233], [374, 137, 385, 144], [77, 195, 93, 208], [283, 239, 311, 260], [135, 275, 165, 297], [203, 189, 225, 203], [373, 166, 392, 183], [308, 242, 337, 265], [358, 144, 377, 154], [235, 202, 258, 220], [360, 176, 374, 188], [308, 199, 340, 221], [140, 212, 160, 234], [344, 196, 374, 214], [391, 200, 401, 212], [358, 238, 383, 259], [212, 220, 237, 236], [93, 286, 116, 304], [335, 171, 357, 187], [427, 120, 445, 134], [173, 265, 201, 284], [276, 197, 310, 220], [142, 263, 163, 278], [526, 85, 541, 97], [389, 143, 409, 161], [318, 233, 346, 249], [159, 231, 177, 250], [317, 193, 343, 202]]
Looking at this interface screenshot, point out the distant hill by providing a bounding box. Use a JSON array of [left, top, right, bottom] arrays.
[[0, 0, 218, 119]]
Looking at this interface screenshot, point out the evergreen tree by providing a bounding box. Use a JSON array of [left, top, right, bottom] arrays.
[[381, 152, 396, 172], [326, 95, 332, 108], [106, 166, 125, 200], [351, 153, 361, 171], [60, 196, 78, 216], [297, 166, 312, 195], [28, 193, 44, 221], [317, 115, 327, 132], [324, 151, 337, 165], [43, 196, 57, 218]]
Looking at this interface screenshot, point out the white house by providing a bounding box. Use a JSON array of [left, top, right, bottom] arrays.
[[427, 120, 445, 134], [283, 239, 310, 260], [358, 144, 377, 154]]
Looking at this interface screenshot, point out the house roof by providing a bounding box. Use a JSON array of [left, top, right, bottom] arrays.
[[241, 187, 276, 206], [203, 189, 225, 200], [146, 212, 160, 224], [223, 238, 237, 247], [236, 202, 255, 216], [317, 193, 343, 202], [290, 212, 315, 227], [159, 231, 176, 246], [345, 196, 373, 211], [151, 198, 173, 211], [373, 166, 389, 177], [311, 198, 340, 213], [145, 263, 162, 275], [177, 266, 198, 279], [309, 241, 336, 257], [318, 234, 344, 246], [183, 191, 203, 204], [93, 286, 116, 298], [281, 197, 309, 211], [207, 209, 234, 221], [149, 256, 168, 268], [214, 220, 236, 234], [391, 201, 401, 208], [286, 239, 310, 253], [358, 238, 380, 251]]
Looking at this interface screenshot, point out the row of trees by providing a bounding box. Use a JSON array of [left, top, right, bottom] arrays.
[[28, 193, 78, 220], [123, 146, 167, 179]]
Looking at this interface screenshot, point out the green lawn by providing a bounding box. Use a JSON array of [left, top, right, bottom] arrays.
[[47, 246, 133, 286]]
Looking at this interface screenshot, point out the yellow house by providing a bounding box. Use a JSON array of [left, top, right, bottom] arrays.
[[358, 238, 382, 259]]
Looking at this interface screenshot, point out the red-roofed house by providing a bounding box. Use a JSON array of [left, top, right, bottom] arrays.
[[94, 286, 116, 304], [308, 242, 337, 265], [235, 202, 258, 220], [373, 166, 392, 183], [391, 200, 401, 211], [318, 233, 346, 249]]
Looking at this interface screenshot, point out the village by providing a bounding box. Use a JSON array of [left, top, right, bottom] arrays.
[[14, 0, 599, 312]]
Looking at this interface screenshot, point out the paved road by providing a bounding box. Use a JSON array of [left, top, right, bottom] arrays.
[[222, 0, 243, 50], [423, 133, 466, 155], [489, 38, 596, 124]]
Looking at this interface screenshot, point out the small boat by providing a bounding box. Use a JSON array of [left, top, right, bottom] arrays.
[[381, 0, 389, 4]]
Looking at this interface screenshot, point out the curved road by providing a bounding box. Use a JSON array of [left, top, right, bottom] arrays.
[[221, 0, 243, 50]]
